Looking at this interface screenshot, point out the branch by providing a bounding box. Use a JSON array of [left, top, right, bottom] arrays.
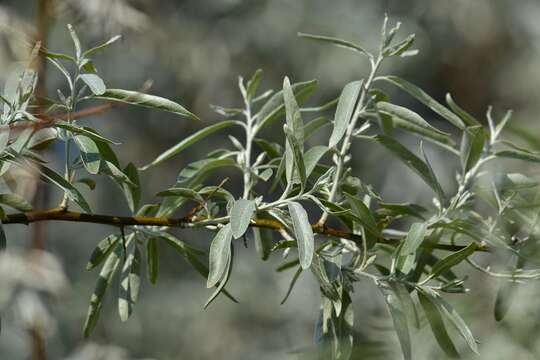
[[2, 208, 491, 253]]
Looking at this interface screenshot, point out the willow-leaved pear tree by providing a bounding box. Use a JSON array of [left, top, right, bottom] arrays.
[[2, 16, 540, 359]]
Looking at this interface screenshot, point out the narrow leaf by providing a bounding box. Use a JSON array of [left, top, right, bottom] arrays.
[[207, 224, 233, 288], [298, 32, 371, 58], [230, 199, 256, 239], [83, 247, 122, 337], [380, 76, 465, 129], [80, 74, 106, 95], [141, 120, 238, 170], [329, 80, 363, 148], [95, 89, 199, 120], [86, 234, 120, 270], [288, 202, 314, 269]]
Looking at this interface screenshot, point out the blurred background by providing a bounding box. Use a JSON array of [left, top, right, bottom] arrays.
[[1, 0, 540, 359]]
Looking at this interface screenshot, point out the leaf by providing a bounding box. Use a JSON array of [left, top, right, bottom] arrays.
[[95, 89, 199, 121], [329, 80, 363, 148], [284, 124, 306, 187], [122, 163, 140, 212], [280, 266, 303, 304], [298, 32, 371, 58], [230, 199, 256, 239], [376, 102, 452, 145], [86, 234, 120, 270], [83, 35, 122, 57], [417, 289, 460, 358], [379, 76, 465, 129], [246, 69, 263, 100], [426, 243, 477, 281], [445, 94, 480, 126], [384, 34, 415, 57], [304, 145, 328, 178], [253, 227, 272, 261], [74, 135, 101, 174], [344, 193, 380, 238], [146, 238, 159, 284], [55, 123, 118, 144], [304, 116, 330, 140], [83, 247, 122, 337], [384, 291, 412, 360], [38, 163, 91, 212], [496, 148, 540, 163], [460, 126, 485, 172], [288, 202, 314, 270], [0, 193, 32, 212], [372, 135, 445, 200], [141, 120, 239, 170], [204, 244, 234, 309], [118, 239, 142, 322], [257, 79, 317, 131], [80, 74, 106, 95], [207, 224, 233, 288], [67, 24, 82, 59], [397, 222, 428, 274], [425, 288, 478, 354]]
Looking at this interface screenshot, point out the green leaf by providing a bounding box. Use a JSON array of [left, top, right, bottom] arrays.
[[246, 69, 263, 100], [253, 227, 272, 261], [83, 35, 122, 58], [74, 135, 101, 174], [379, 76, 465, 130], [384, 291, 412, 360], [145, 238, 159, 284], [329, 80, 363, 148], [384, 34, 415, 57], [230, 199, 256, 239], [95, 89, 199, 121], [67, 24, 82, 59], [55, 123, 118, 144], [460, 126, 485, 172], [373, 135, 445, 200], [288, 201, 314, 270], [284, 124, 306, 187], [417, 289, 460, 358], [378, 202, 427, 220], [86, 234, 120, 270], [156, 187, 204, 202], [427, 243, 477, 281], [80, 74, 106, 95], [257, 79, 317, 131], [304, 146, 328, 178], [38, 163, 91, 212], [304, 116, 330, 140], [424, 288, 478, 354], [344, 193, 380, 238], [207, 224, 233, 288], [376, 101, 452, 145], [141, 120, 239, 170], [397, 222, 428, 274], [445, 94, 480, 126], [204, 244, 234, 309], [495, 148, 540, 163], [280, 266, 303, 304], [298, 32, 371, 58], [122, 163, 140, 212], [118, 238, 142, 322], [83, 246, 122, 337], [0, 193, 32, 212]]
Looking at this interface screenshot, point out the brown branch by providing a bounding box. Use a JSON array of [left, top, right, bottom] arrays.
[[2, 208, 491, 253]]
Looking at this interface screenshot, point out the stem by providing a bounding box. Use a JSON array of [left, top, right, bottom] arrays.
[[0, 207, 490, 253], [319, 56, 383, 224]]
